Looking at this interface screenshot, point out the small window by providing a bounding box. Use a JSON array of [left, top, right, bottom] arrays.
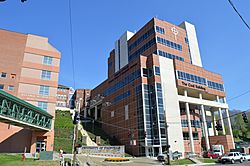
[[154, 66, 160, 76], [1, 72, 7, 78], [8, 85, 14, 91], [0, 84, 4, 90], [43, 56, 53, 65], [38, 101, 48, 111], [39, 85, 49, 96], [125, 105, 129, 120], [41, 70, 51, 80], [111, 111, 114, 117]]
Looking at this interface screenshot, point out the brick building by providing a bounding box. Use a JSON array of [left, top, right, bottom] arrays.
[[71, 89, 91, 111], [87, 18, 234, 157], [0, 29, 61, 153], [56, 84, 74, 111]]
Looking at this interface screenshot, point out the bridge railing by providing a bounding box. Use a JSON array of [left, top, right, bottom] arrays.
[[0, 90, 52, 130]]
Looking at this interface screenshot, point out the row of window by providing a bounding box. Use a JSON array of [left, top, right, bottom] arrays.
[[157, 36, 182, 51], [128, 27, 155, 52], [157, 50, 184, 61], [207, 80, 224, 91], [0, 85, 14, 91], [128, 38, 156, 62], [177, 70, 207, 86], [103, 69, 141, 96], [0, 72, 16, 79], [181, 120, 201, 128], [183, 132, 199, 140], [113, 90, 131, 104], [177, 70, 225, 91], [155, 26, 165, 34]]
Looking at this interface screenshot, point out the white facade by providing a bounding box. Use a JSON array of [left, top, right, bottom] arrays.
[[115, 31, 134, 72], [159, 56, 185, 155], [179, 22, 203, 67]]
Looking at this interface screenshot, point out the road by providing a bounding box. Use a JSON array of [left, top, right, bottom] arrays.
[[77, 155, 250, 166], [77, 155, 163, 166], [202, 160, 250, 166]]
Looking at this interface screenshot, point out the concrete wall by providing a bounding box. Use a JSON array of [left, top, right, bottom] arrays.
[[179, 22, 202, 67], [159, 56, 185, 155]]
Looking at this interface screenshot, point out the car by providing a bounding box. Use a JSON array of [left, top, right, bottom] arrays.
[[203, 151, 220, 159], [220, 152, 244, 164], [157, 154, 166, 161], [241, 153, 250, 161]]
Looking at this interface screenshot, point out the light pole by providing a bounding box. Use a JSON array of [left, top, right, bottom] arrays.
[[72, 98, 81, 166]]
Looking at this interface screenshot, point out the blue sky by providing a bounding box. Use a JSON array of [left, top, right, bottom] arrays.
[[0, 0, 250, 110]]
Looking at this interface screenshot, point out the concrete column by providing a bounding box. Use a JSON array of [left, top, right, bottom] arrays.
[[225, 108, 235, 149], [216, 96, 226, 135], [94, 106, 98, 120], [211, 111, 218, 136], [199, 93, 210, 151], [185, 102, 195, 154], [201, 105, 210, 151], [218, 108, 226, 135]]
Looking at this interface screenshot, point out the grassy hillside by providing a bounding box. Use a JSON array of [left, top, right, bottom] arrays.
[[54, 110, 74, 153]]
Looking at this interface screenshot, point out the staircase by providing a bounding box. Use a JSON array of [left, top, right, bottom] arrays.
[[78, 123, 97, 146]]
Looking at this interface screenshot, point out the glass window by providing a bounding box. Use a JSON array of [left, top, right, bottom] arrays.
[[41, 70, 51, 80], [8, 85, 14, 91], [154, 66, 160, 76], [39, 85, 49, 96], [0, 84, 4, 90], [38, 101, 48, 111], [43, 56, 53, 65], [1, 72, 7, 78]]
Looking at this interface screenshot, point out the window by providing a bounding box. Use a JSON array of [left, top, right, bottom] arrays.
[[39, 85, 49, 96], [41, 70, 51, 80], [155, 26, 165, 34], [0, 84, 4, 90], [128, 38, 156, 62], [38, 101, 48, 111], [157, 36, 182, 51], [154, 66, 160, 76], [125, 105, 129, 120], [43, 56, 52, 65], [8, 85, 14, 91], [111, 111, 114, 117], [157, 50, 184, 61], [1, 72, 7, 78]]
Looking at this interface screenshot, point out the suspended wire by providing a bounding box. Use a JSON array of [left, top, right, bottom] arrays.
[[227, 0, 250, 31], [68, 0, 76, 89], [227, 90, 250, 102]]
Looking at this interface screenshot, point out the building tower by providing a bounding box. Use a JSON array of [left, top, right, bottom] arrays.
[[88, 18, 234, 157]]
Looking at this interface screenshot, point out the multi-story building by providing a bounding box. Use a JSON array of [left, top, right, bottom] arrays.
[[56, 84, 74, 111], [71, 89, 91, 112], [0, 29, 61, 153], [87, 18, 234, 157]]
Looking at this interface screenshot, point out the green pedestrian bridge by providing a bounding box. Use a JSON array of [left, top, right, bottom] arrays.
[[0, 90, 52, 131]]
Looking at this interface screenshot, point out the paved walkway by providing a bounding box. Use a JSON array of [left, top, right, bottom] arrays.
[[77, 155, 163, 166]]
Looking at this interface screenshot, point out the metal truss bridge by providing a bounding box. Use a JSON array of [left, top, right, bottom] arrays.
[[0, 90, 52, 131]]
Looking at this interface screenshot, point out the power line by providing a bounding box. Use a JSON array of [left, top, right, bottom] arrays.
[[227, 0, 250, 31], [68, 0, 76, 89], [227, 90, 250, 102]]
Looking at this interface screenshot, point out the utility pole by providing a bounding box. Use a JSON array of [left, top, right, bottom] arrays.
[[165, 122, 170, 165], [72, 99, 81, 166]]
